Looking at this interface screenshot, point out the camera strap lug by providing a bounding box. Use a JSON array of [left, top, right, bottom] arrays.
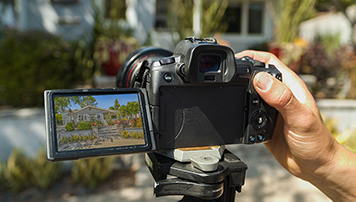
[[133, 60, 150, 88]]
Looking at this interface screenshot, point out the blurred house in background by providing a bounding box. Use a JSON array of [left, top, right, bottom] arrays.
[[146, 0, 275, 52], [0, 0, 95, 41], [299, 5, 356, 45], [0, 0, 274, 52]]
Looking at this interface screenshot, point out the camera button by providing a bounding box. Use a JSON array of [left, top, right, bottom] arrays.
[[257, 134, 265, 141], [249, 135, 256, 143], [252, 111, 268, 130], [163, 73, 173, 83], [252, 98, 259, 106], [159, 57, 175, 65]]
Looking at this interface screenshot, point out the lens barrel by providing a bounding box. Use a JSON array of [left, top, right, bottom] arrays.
[[116, 47, 173, 88]]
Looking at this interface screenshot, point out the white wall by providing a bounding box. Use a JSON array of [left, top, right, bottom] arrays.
[[17, 0, 95, 41], [126, 0, 156, 45], [299, 12, 351, 45]]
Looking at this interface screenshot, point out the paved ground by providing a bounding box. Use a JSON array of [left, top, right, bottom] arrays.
[[0, 108, 331, 202], [48, 145, 331, 202]]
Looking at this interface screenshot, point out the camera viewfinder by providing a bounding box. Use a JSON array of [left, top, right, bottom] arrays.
[[199, 54, 221, 73]]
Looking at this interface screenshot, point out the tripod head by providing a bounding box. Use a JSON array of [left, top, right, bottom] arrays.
[[145, 148, 247, 201]]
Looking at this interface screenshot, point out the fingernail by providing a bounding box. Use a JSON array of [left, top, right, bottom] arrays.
[[255, 72, 273, 91]]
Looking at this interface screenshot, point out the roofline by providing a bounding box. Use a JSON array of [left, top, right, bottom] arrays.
[[70, 105, 118, 115]]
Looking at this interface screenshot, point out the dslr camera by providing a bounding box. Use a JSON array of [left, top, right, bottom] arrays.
[[45, 37, 281, 161]]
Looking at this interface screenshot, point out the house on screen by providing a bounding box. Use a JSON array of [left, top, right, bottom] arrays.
[[62, 105, 118, 126]]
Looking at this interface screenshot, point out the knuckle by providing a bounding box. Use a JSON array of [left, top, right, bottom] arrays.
[[275, 86, 295, 109]]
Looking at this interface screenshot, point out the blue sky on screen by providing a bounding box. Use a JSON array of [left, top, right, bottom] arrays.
[[64, 93, 139, 110]]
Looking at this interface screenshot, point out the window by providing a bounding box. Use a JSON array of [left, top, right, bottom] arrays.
[[223, 1, 265, 35], [248, 3, 263, 34], [155, 0, 170, 31], [224, 3, 242, 34]]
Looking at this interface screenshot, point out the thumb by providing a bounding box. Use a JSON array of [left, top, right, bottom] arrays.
[[253, 72, 317, 132]]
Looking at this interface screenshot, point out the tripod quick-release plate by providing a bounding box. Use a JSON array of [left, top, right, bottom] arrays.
[[190, 153, 219, 172], [145, 150, 248, 200]]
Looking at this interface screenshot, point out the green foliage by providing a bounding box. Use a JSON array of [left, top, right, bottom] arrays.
[[59, 136, 70, 144], [168, 0, 194, 40], [89, 133, 95, 140], [201, 0, 229, 38], [0, 148, 62, 194], [96, 120, 103, 127], [71, 157, 115, 189], [29, 148, 62, 190], [1, 149, 31, 194], [325, 118, 356, 153], [315, 33, 341, 58], [0, 160, 6, 191], [168, 0, 228, 41], [111, 98, 120, 110], [131, 131, 143, 139], [78, 96, 98, 108], [270, 0, 317, 44], [121, 130, 131, 138], [119, 101, 140, 120], [71, 134, 80, 142], [60, 134, 94, 144], [54, 97, 71, 114], [55, 113, 63, 125], [0, 29, 73, 107], [80, 135, 88, 141], [105, 115, 114, 125], [65, 122, 75, 131], [78, 121, 92, 130]]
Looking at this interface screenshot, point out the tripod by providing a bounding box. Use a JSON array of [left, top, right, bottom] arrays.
[[145, 149, 248, 201]]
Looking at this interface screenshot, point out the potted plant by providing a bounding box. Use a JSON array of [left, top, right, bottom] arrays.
[[93, 1, 139, 76], [92, 122, 98, 137]]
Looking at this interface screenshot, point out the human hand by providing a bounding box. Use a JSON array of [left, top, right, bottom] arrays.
[[235, 50, 356, 201]]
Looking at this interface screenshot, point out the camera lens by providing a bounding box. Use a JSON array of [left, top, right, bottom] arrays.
[[116, 47, 173, 88]]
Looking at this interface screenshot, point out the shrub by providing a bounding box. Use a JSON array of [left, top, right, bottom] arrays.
[[121, 130, 131, 138], [71, 134, 80, 142], [131, 131, 143, 139], [29, 148, 62, 190], [96, 120, 103, 127], [0, 148, 62, 193], [88, 133, 95, 140], [120, 119, 129, 128], [0, 149, 31, 194], [78, 121, 92, 130], [71, 157, 115, 189], [65, 122, 75, 131], [80, 135, 88, 141], [55, 113, 63, 125], [59, 136, 70, 144], [135, 118, 143, 127], [0, 160, 6, 191], [0, 29, 74, 107]]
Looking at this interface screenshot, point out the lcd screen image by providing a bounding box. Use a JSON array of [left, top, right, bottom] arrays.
[[53, 93, 145, 152]]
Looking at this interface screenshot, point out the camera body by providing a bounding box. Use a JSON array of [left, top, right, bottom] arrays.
[[44, 37, 281, 161], [118, 37, 281, 149]]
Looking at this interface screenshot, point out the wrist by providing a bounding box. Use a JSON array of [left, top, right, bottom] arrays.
[[309, 142, 356, 201]]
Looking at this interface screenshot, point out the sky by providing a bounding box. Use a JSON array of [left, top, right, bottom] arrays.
[[61, 93, 139, 110]]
